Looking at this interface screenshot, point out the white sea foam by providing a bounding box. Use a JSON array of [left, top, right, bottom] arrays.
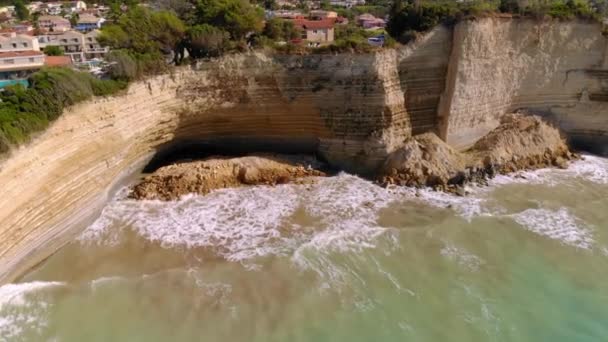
[[80, 174, 405, 266], [90, 276, 127, 291], [78, 156, 607, 273], [291, 175, 401, 290], [568, 155, 608, 184], [0, 281, 64, 340], [411, 187, 491, 221], [487, 154, 608, 187], [0, 281, 64, 310], [80, 184, 303, 261], [510, 208, 594, 249]]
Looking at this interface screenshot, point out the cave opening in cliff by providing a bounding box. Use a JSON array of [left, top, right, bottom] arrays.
[[142, 138, 332, 174]]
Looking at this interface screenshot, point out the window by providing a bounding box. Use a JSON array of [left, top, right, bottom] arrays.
[[72, 38, 78, 43], [87, 38, 92, 42], [12, 43, 16, 48], [22, 43, 27, 48], [28, 58, 34, 62], [4, 59, 14, 64], [89, 45, 94, 49], [313, 30, 318, 34]]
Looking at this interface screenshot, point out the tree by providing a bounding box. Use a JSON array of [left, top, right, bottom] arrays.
[[43, 46, 65, 56], [194, 0, 264, 40], [107, 0, 124, 22], [262, 18, 298, 41], [152, 0, 195, 22], [98, 7, 186, 69], [13, 0, 29, 21], [70, 13, 80, 27], [263, 0, 277, 9], [184, 24, 230, 58], [98, 7, 186, 55], [499, 0, 521, 13]]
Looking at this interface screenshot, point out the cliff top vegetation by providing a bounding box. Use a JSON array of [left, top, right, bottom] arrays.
[[1, 0, 607, 156], [387, 0, 607, 43]]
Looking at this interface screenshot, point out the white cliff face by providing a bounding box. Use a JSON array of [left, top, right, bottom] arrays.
[[0, 18, 606, 284], [439, 18, 608, 151]]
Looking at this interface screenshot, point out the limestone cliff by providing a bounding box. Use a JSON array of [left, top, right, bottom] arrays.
[[439, 18, 608, 153], [0, 18, 606, 284]]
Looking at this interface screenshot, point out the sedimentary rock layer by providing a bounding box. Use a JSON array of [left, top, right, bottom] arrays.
[[439, 18, 608, 151], [0, 18, 606, 284]]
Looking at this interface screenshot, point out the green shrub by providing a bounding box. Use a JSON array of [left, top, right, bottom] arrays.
[[43, 46, 64, 56], [0, 68, 127, 154], [106, 50, 140, 81], [547, 0, 595, 19], [387, 0, 460, 42]]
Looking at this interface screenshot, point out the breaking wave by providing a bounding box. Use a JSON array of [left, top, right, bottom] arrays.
[[0, 281, 65, 340], [510, 208, 594, 249], [76, 155, 607, 276]]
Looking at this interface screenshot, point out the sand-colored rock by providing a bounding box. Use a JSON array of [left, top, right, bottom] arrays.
[[380, 133, 467, 187], [439, 18, 608, 151], [131, 155, 326, 201], [470, 113, 573, 173], [0, 18, 606, 285], [380, 114, 575, 190]]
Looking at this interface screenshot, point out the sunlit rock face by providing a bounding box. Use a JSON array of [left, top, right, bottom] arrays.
[[0, 18, 607, 284], [439, 18, 608, 151]]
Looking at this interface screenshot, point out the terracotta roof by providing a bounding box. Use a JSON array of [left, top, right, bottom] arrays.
[[45, 55, 72, 67], [0, 50, 44, 58], [292, 18, 335, 30]]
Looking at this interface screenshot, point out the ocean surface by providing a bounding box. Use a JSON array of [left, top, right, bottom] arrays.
[[1, 155, 608, 342]]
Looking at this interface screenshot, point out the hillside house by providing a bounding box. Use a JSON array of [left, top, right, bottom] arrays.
[[75, 15, 105, 32], [292, 18, 335, 44], [39, 15, 71, 32]]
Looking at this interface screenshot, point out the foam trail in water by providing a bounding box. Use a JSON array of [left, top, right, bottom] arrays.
[[510, 208, 594, 249], [440, 243, 485, 271]]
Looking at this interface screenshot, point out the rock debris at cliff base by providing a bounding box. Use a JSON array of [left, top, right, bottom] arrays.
[[379, 114, 578, 193], [130, 155, 327, 201]]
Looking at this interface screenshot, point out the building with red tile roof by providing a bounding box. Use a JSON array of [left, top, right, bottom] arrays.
[[44, 55, 72, 67], [291, 18, 335, 43]]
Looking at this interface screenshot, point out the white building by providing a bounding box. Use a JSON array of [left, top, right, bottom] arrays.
[[0, 33, 40, 52], [39, 15, 71, 32], [83, 30, 108, 59], [0, 50, 45, 73], [37, 30, 107, 62]]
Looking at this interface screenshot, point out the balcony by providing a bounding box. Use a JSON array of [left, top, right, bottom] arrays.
[[84, 47, 109, 53]]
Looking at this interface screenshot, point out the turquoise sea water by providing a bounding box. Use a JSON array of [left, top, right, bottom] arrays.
[[1, 155, 607, 341]]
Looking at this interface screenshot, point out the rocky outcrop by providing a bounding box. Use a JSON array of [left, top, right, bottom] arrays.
[[0, 18, 607, 284], [131, 155, 326, 201], [380, 114, 575, 191]]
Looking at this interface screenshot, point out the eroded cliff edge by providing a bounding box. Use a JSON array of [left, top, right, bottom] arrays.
[[439, 18, 608, 153], [0, 18, 606, 284]]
